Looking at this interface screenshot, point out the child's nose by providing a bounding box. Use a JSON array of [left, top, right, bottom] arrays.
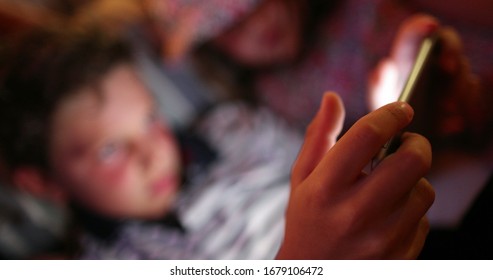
[[136, 131, 165, 174]]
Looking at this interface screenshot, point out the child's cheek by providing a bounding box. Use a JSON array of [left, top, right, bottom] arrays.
[[93, 160, 135, 191]]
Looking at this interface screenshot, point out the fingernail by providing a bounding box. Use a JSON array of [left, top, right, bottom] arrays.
[[396, 101, 414, 120]]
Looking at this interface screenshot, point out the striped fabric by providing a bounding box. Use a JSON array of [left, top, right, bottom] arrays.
[[80, 103, 303, 259]]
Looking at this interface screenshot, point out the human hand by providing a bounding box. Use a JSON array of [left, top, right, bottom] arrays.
[[368, 14, 485, 149], [276, 93, 434, 259]]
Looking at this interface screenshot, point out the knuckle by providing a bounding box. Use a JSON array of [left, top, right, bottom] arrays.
[[364, 232, 394, 259], [421, 217, 430, 235], [415, 179, 435, 210], [409, 150, 431, 175], [336, 207, 358, 235], [301, 179, 332, 207], [305, 120, 318, 138], [354, 121, 386, 146], [400, 136, 432, 175], [383, 105, 409, 125], [332, 199, 367, 238]]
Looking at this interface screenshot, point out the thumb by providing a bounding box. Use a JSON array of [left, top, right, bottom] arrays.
[[291, 92, 345, 187], [391, 14, 439, 77]]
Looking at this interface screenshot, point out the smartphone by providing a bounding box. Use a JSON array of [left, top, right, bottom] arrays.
[[371, 33, 440, 169]]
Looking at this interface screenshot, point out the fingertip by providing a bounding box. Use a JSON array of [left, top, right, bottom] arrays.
[[440, 27, 463, 51], [395, 101, 414, 121], [399, 132, 433, 176], [314, 92, 345, 128], [391, 101, 415, 123], [406, 14, 440, 35], [323, 92, 346, 133], [321, 91, 345, 118]]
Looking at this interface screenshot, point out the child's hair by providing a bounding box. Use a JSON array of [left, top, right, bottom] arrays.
[[0, 25, 134, 180]]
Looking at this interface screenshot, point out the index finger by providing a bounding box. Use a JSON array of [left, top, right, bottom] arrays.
[[311, 101, 414, 189], [436, 27, 463, 74], [291, 92, 345, 187]]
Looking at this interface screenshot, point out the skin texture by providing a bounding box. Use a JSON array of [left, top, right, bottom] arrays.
[[276, 93, 434, 259], [47, 66, 433, 258], [47, 64, 181, 219], [11, 62, 434, 259]]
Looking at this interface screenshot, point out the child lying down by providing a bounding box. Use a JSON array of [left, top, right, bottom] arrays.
[[0, 25, 433, 259]]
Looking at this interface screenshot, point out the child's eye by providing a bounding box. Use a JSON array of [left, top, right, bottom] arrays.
[[98, 142, 122, 162]]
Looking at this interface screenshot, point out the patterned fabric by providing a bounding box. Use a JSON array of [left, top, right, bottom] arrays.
[[0, 185, 69, 259], [80, 103, 303, 259]]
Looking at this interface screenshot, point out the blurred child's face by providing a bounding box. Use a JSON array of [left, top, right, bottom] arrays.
[[212, 0, 303, 67], [48, 64, 181, 219]]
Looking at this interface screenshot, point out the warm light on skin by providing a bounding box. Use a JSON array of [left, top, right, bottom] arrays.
[[48, 64, 182, 220], [370, 14, 490, 145]]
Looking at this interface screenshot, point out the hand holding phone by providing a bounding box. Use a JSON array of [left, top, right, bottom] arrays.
[[372, 34, 440, 169]]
